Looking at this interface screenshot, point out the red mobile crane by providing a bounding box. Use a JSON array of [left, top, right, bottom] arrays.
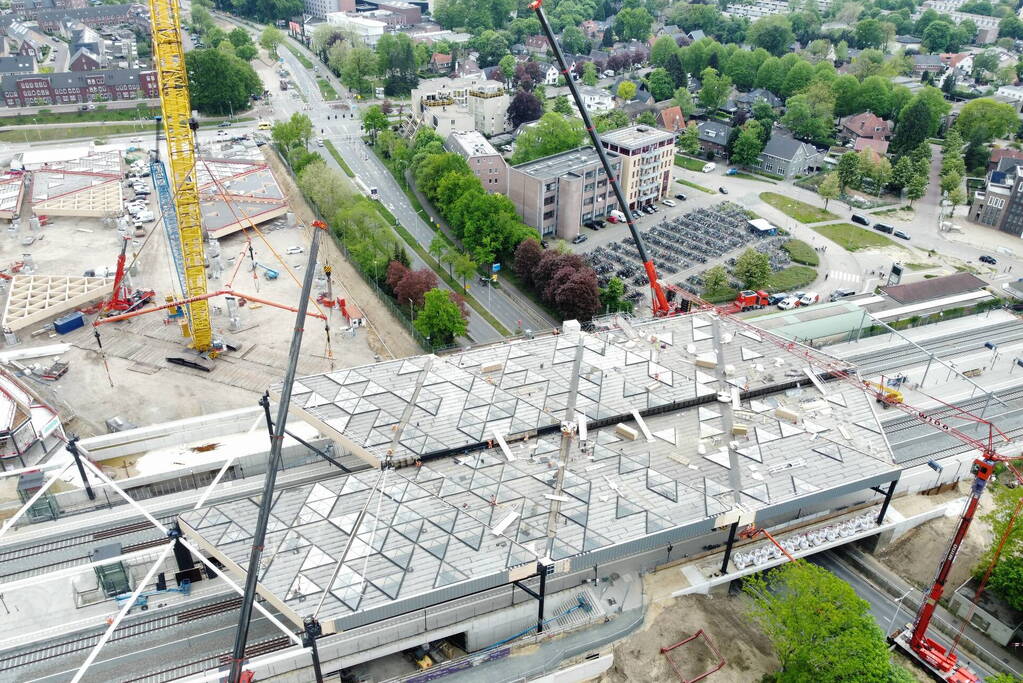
[[529, 3, 1020, 679], [102, 236, 155, 314]]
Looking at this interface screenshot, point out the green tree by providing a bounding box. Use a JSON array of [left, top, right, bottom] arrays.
[[376, 33, 418, 96], [599, 276, 632, 313], [781, 91, 833, 144], [636, 110, 658, 126], [673, 86, 695, 115], [272, 112, 313, 150], [617, 80, 637, 101], [414, 289, 467, 345], [702, 265, 730, 296], [989, 557, 1023, 611], [647, 68, 675, 102], [748, 15, 795, 56], [341, 47, 377, 96], [837, 151, 862, 192], [734, 248, 772, 289], [907, 174, 927, 206], [871, 157, 893, 196], [561, 26, 590, 55], [699, 67, 732, 111], [922, 20, 958, 52], [452, 251, 477, 288], [731, 120, 766, 167], [745, 562, 902, 682], [780, 60, 815, 99], [956, 98, 1021, 143], [361, 105, 390, 144], [679, 121, 701, 155], [978, 484, 1023, 575], [185, 49, 261, 116], [259, 26, 284, 59], [582, 61, 598, 87], [818, 172, 840, 209], [834, 40, 849, 63], [552, 95, 573, 115], [651, 35, 679, 67], [890, 98, 930, 156], [940, 171, 962, 195], [509, 112, 586, 164], [665, 51, 688, 89], [889, 156, 916, 191], [594, 109, 630, 132], [498, 54, 516, 83], [614, 6, 654, 42], [854, 17, 886, 49], [724, 50, 759, 90]]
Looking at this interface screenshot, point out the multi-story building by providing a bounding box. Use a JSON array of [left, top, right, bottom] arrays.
[[599, 125, 674, 210], [409, 76, 509, 138], [445, 130, 507, 194], [0, 55, 35, 75], [0, 68, 157, 106], [375, 1, 421, 25], [11, 0, 85, 17], [969, 160, 1023, 235], [304, 0, 353, 19], [506, 146, 621, 240], [325, 13, 386, 45]]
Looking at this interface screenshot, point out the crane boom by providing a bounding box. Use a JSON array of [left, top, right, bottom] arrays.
[[529, 0, 678, 316], [148, 0, 212, 351]]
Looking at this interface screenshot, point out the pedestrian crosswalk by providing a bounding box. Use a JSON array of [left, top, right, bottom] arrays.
[[823, 270, 860, 284]]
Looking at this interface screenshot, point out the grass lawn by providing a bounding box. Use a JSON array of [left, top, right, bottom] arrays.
[[733, 171, 775, 184], [317, 77, 338, 100], [674, 154, 709, 172], [676, 178, 715, 194], [768, 265, 818, 292], [0, 123, 141, 142], [810, 223, 901, 252], [905, 262, 934, 271], [760, 192, 837, 223], [0, 105, 161, 126], [323, 140, 355, 177], [285, 41, 315, 69], [704, 287, 738, 303], [782, 239, 819, 266]]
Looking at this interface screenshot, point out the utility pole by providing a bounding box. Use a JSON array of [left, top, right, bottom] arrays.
[[227, 222, 327, 683]]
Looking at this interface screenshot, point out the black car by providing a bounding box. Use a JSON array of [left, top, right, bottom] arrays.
[[674, 193, 687, 201], [851, 214, 870, 226], [719, 187, 729, 194], [980, 255, 997, 265], [873, 222, 894, 234], [893, 230, 910, 240]]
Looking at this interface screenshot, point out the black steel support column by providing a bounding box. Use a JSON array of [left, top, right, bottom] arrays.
[[876, 479, 898, 525], [303, 617, 324, 683], [720, 521, 739, 574], [537, 566, 547, 635], [66, 435, 95, 501]]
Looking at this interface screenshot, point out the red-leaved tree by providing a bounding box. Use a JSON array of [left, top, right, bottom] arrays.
[[385, 260, 410, 294], [513, 239, 544, 286], [394, 268, 438, 309], [554, 269, 601, 321]]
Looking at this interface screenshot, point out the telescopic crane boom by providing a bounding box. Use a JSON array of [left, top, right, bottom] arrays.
[[529, 0, 683, 317]]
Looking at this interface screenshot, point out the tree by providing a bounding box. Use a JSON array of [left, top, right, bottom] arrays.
[[340, 46, 377, 96], [272, 112, 313, 150], [498, 55, 516, 84], [780, 60, 815, 99], [837, 151, 861, 192], [636, 110, 657, 126], [599, 276, 631, 313], [665, 52, 687, 89], [673, 87, 695, 116], [781, 92, 833, 144], [415, 289, 467, 346], [594, 109, 630, 132], [818, 173, 840, 209], [979, 484, 1023, 577], [647, 68, 675, 102], [940, 171, 962, 195], [724, 50, 759, 90], [871, 157, 892, 196], [452, 251, 477, 289], [259, 26, 284, 59], [889, 156, 916, 192], [361, 105, 389, 144], [679, 121, 700, 155], [834, 40, 849, 63], [582, 61, 598, 87], [554, 268, 601, 321], [988, 556, 1023, 611], [385, 260, 410, 294], [702, 265, 729, 296], [854, 18, 886, 49], [552, 95, 573, 115], [956, 98, 1020, 143], [734, 249, 771, 289], [748, 15, 794, 56], [745, 562, 901, 682], [470, 30, 510, 68], [907, 174, 927, 206], [514, 238, 544, 286], [699, 67, 732, 111], [948, 186, 966, 214], [185, 49, 261, 116], [617, 80, 637, 101], [922, 20, 958, 53], [732, 120, 766, 167], [508, 90, 543, 128], [561, 26, 590, 55], [651, 35, 679, 67], [510, 112, 587, 164], [395, 268, 438, 309], [614, 7, 654, 42], [376, 33, 418, 96]]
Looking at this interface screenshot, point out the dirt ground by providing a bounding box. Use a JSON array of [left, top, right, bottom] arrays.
[[877, 482, 995, 591], [597, 582, 778, 683], [262, 147, 420, 361]]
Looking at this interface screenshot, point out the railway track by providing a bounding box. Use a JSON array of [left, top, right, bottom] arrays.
[[121, 636, 293, 683], [0, 596, 244, 671], [881, 386, 1023, 439], [844, 320, 1023, 376], [0, 517, 175, 565], [0, 537, 175, 583]]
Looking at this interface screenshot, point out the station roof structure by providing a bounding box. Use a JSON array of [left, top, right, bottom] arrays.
[[179, 313, 900, 633], [30, 152, 123, 217], [0, 173, 25, 219], [196, 157, 287, 239]]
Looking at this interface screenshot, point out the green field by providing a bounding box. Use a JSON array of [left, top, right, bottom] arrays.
[[675, 154, 710, 172], [317, 77, 338, 100], [760, 192, 837, 223], [733, 171, 775, 183], [768, 265, 818, 291], [0, 105, 161, 126], [676, 178, 715, 194], [810, 223, 901, 252], [0, 123, 141, 142], [285, 41, 314, 69], [782, 239, 819, 266]]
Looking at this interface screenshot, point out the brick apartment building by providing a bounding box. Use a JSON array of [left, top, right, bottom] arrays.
[[33, 4, 146, 32], [445, 130, 507, 194], [599, 124, 675, 210], [507, 147, 622, 240], [1, 68, 157, 106]]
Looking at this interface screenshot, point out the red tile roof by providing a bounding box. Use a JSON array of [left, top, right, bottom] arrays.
[[659, 105, 685, 131], [853, 137, 889, 155]]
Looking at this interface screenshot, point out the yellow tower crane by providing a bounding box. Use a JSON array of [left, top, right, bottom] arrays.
[[147, 0, 212, 352]]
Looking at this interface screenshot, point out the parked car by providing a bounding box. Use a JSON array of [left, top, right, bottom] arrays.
[[572, 234, 588, 244], [851, 214, 870, 226], [286, 246, 304, 254], [217, 121, 233, 127], [608, 210, 625, 223], [316, 138, 324, 146], [725, 168, 738, 176], [674, 193, 687, 201], [893, 230, 910, 240], [829, 288, 856, 301], [980, 255, 997, 265], [777, 296, 799, 310], [719, 187, 729, 194], [702, 162, 716, 173], [873, 222, 894, 234], [768, 292, 790, 305], [798, 292, 820, 306], [662, 199, 676, 207]]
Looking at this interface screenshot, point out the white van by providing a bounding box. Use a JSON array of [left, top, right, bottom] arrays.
[[702, 162, 716, 173], [608, 209, 626, 223]]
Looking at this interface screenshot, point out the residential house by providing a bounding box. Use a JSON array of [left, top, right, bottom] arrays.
[[580, 20, 605, 40], [696, 120, 732, 157], [544, 63, 559, 86], [996, 85, 1023, 104], [658, 105, 685, 132], [853, 137, 889, 156], [752, 131, 824, 179], [445, 130, 507, 194], [69, 23, 103, 60], [578, 85, 614, 112], [524, 34, 548, 53], [912, 54, 945, 75], [687, 29, 706, 41], [989, 148, 1023, 171], [0, 55, 33, 75], [409, 75, 509, 137], [969, 160, 1023, 235], [839, 112, 894, 141], [1, 68, 157, 106], [894, 35, 921, 51], [736, 88, 783, 111], [34, 4, 147, 33], [68, 47, 100, 71], [429, 52, 452, 73]]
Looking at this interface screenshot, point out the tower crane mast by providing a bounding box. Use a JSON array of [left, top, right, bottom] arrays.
[[147, 0, 212, 351]]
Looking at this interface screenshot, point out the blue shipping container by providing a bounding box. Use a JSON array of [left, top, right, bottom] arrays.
[[54, 311, 85, 334]]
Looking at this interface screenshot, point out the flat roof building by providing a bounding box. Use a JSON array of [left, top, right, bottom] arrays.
[[507, 146, 621, 239], [599, 125, 675, 210], [325, 13, 386, 44], [410, 76, 509, 137], [445, 130, 507, 194]]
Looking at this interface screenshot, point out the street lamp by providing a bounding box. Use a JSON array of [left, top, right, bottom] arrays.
[[886, 588, 914, 637], [408, 297, 414, 323]]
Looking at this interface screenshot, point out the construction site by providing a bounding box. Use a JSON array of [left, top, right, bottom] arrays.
[[1, 1, 1023, 683]]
